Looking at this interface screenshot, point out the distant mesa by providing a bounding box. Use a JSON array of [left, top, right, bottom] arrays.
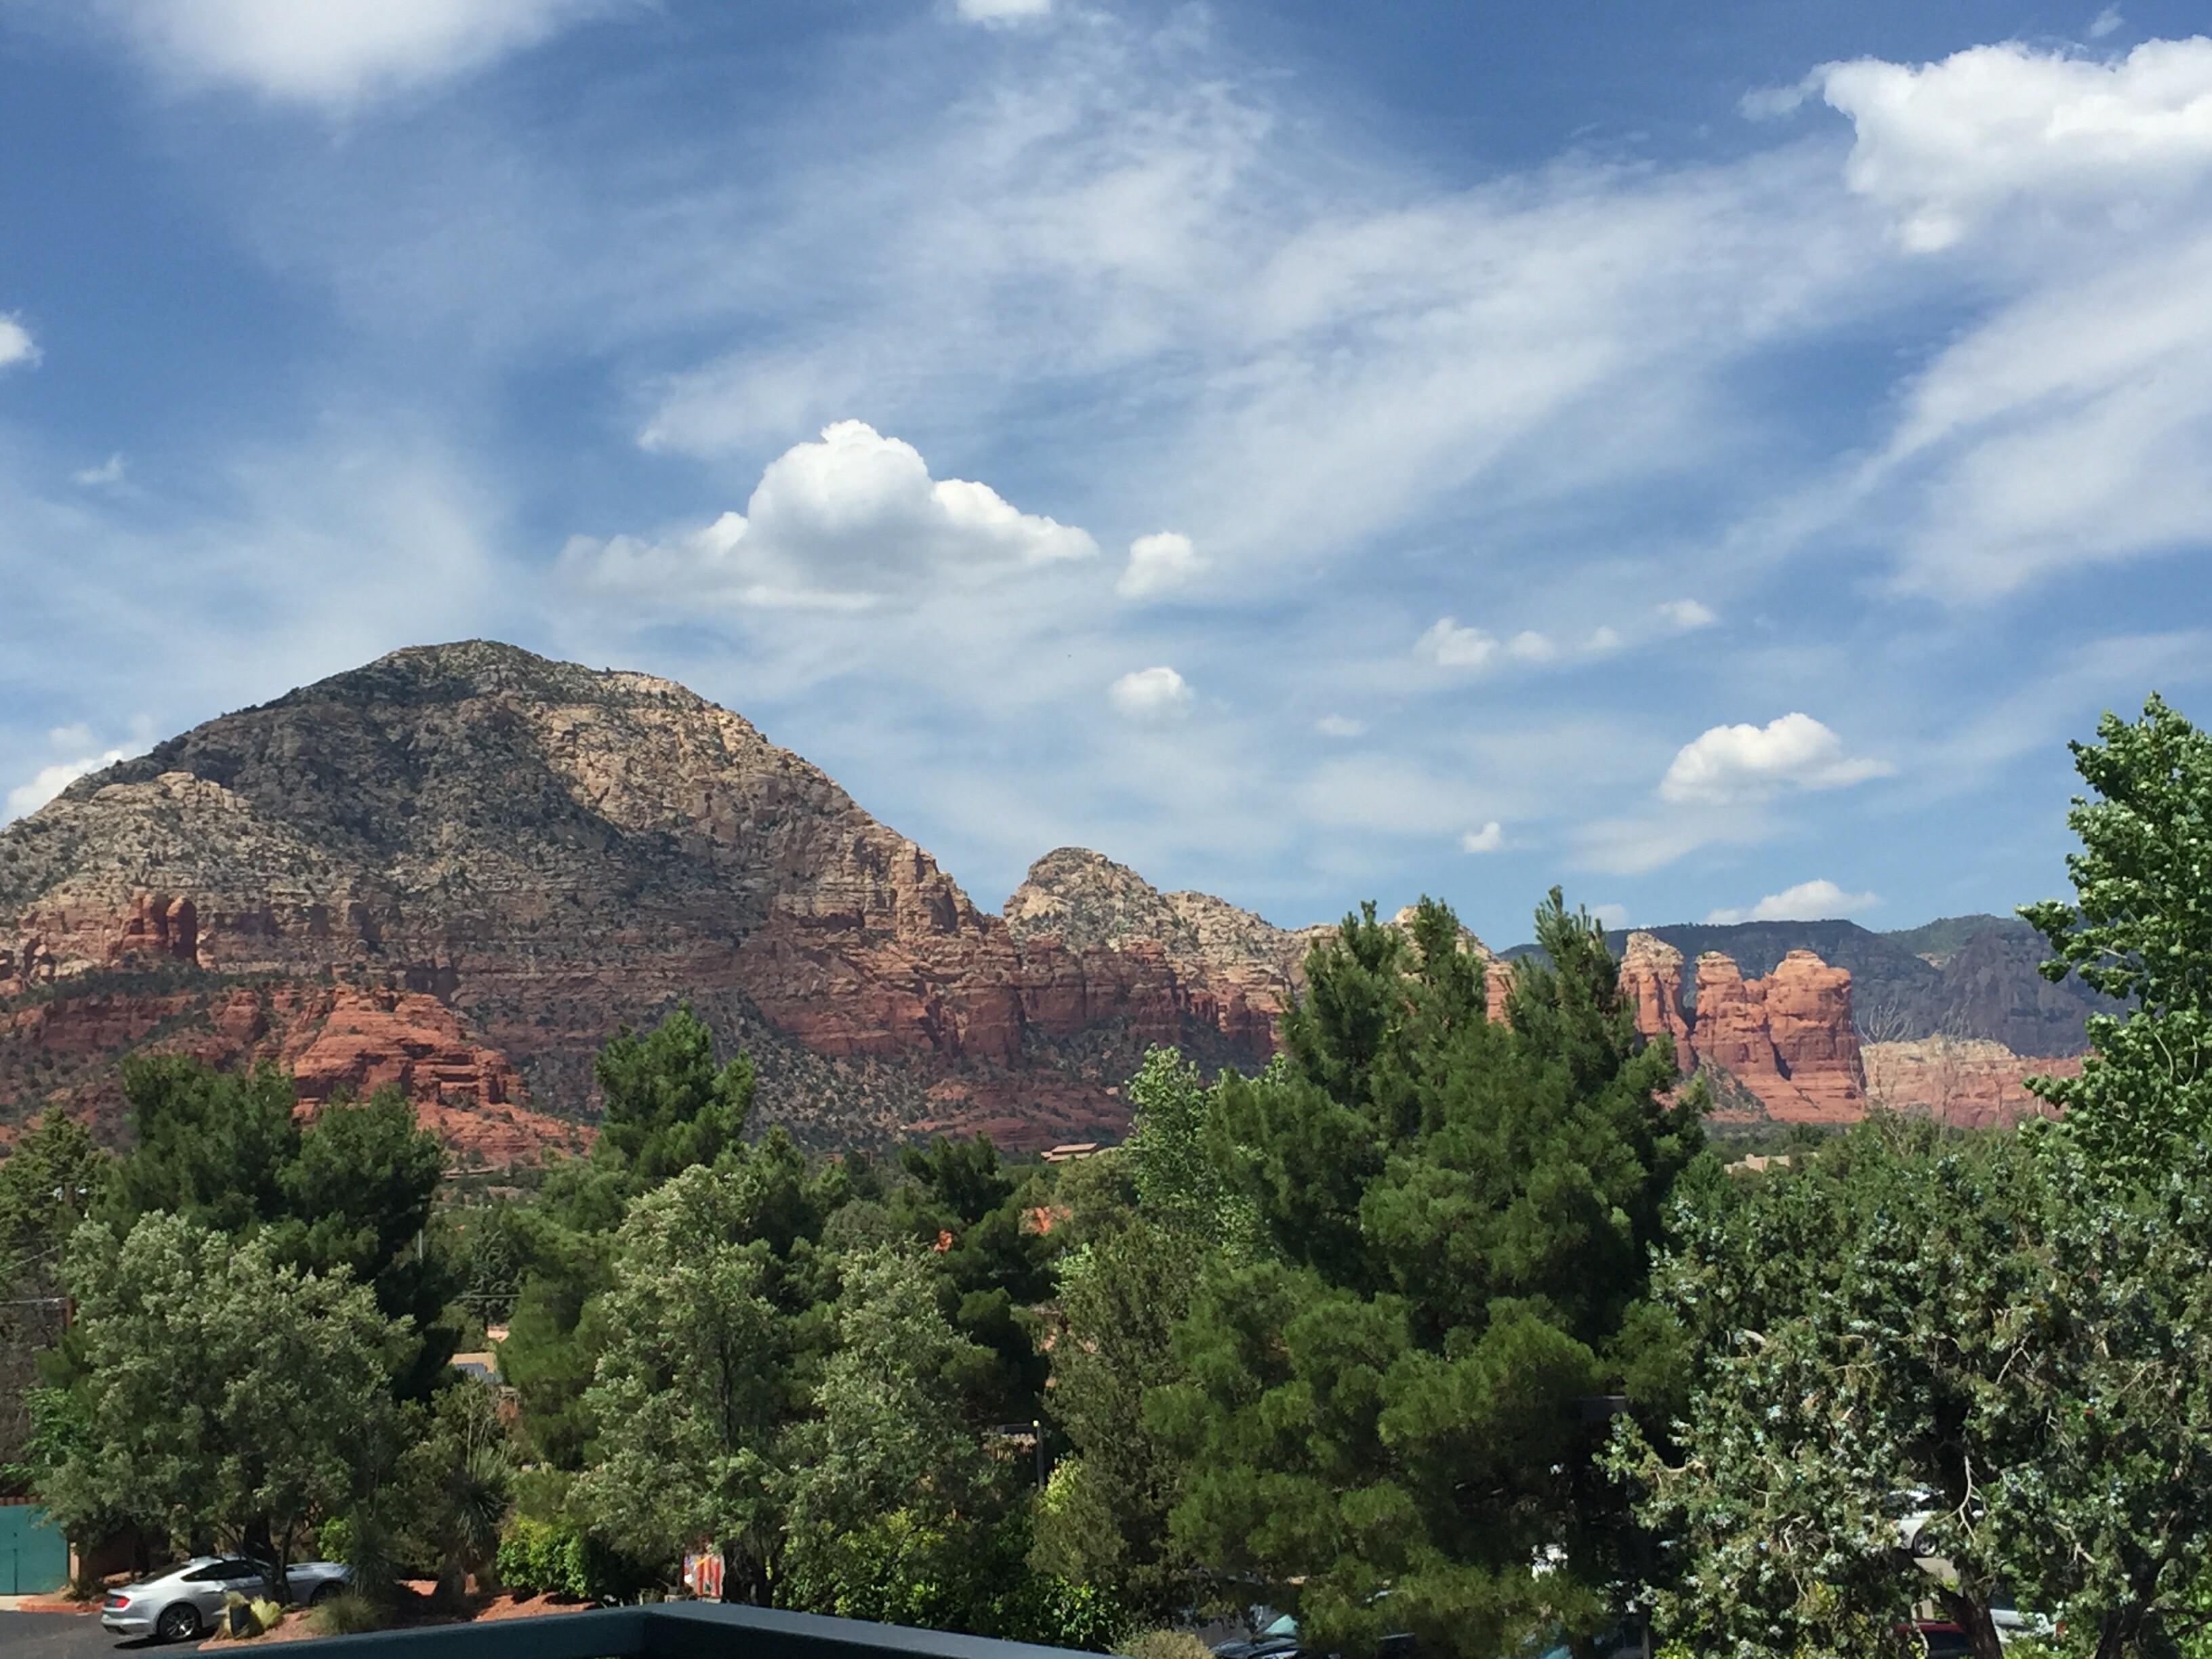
[[0, 640, 2099, 1159]]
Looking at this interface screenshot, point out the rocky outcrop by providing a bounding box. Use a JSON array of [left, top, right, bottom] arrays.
[[1597, 916, 2102, 1057], [1617, 933, 1867, 1122], [1620, 933, 1692, 1054], [1002, 848, 1304, 1054], [1862, 1039, 2080, 1130]]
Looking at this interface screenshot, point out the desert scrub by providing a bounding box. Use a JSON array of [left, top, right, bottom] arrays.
[[310, 1591, 390, 1636]]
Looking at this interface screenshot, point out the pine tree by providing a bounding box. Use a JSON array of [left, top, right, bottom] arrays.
[[1156, 893, 1704, 1659]]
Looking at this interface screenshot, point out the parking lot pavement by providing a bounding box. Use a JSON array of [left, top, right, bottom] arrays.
[[0, 1610, 159, 1659]]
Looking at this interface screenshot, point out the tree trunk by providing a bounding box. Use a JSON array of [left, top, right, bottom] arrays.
[[243, 1514, 287, 1606], [1936, 1591, 2005, 1659], [2091, 1610, 2151, 1659]]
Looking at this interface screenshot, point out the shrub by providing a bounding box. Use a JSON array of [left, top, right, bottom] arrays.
[[493, 1512, 643, 1601], [310, 1591, 390, 1637], [1115, 1631, 1212, 1659], [495, 1514, 586, 1599], [317, 1514, 356, 1563]]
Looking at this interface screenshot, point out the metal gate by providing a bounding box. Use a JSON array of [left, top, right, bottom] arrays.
[[0, 1499, 67, 1595]]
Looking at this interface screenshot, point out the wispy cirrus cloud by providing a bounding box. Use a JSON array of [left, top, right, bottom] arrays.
[[9, 7, 2212, 937]]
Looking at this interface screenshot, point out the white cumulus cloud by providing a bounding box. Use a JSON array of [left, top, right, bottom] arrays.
[[1590, 903, 1630, 930], [1416, 617, 1497, 670], [1460, 821, 1504, 854], [1117, 531, 1202, 599], [1315, 714, 1365, 739], [1660, 713, 1893, 805], [560, 420, 1096, 614], [6, 748, 128, 823], [0, 314, 39, 371], [91, 0, 623, 105], [73, 453, 127, 489], [1108, 665, 1192, 722], [1705, 878, 1881, 924], [1816, 37, 2212, 251]]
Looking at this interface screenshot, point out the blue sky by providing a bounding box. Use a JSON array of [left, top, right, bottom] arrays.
[[3, 0, 2209, 946]]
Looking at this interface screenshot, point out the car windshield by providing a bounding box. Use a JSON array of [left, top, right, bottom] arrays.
[[1263, 1614, 1299, 1637]]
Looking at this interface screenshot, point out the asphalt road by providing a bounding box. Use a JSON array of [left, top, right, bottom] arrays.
[[0, 1612, 168, 1659]]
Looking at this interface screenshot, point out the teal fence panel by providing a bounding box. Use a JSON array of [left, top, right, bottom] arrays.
[[0, 1500, 68, 1595]]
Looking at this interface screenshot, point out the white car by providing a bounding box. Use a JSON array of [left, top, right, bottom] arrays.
[[100, 1555, 352, 1643]]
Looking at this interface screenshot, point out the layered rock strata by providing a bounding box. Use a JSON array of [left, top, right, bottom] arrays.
[[1861, 1039, 2081, 1130], [1002, 848, 1314, 1054], [1617, 934, 1868, 1122], [0, 646, 1286, 1155]]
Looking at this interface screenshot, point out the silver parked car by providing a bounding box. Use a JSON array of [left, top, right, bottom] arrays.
[[100, 1555, 352, 1642]]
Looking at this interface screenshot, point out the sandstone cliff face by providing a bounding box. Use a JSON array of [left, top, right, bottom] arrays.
[[0, 644, 1066, 1152], [1620, 933, 1692, 1053], [1002, 848, 1303, 1055], [1862, 1038, 2079, 1130], [1617, 934, 1867, 1122]]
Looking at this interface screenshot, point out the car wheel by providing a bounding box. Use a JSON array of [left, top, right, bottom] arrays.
[[156, 1602, 203, 1643], [310, 1582, 341, 1606]]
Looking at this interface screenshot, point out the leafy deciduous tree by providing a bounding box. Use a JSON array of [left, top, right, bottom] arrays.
[[2021, 693, 2212, 1181], [33, 1212, 402, 1602], [1616, 1120, 2212, 1659]]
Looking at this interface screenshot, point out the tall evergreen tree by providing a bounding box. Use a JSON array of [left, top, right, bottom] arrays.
[[100, 1057, 300, 1236], [886, 1135, 1053, 1427], [33, 1212, 402, 1605], [1157, 893, 1705, 1659], [279, 1086, 457, 1396], [502, 1005, 766, 1465], [1033, 1047, 1253, 1618], [592, 1003, 755, 1184], [579, 1160, 800, 1605], [1618, 1120, 2212, 1659]]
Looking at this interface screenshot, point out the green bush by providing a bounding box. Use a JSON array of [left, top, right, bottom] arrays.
[[783, 1508, 1123, 1649], [1115, 1630, 1212, 1659], [316, 1514, 356, 1563], [493, 1512, 642, 1601], [495, 1514, 588, 1599], [309, 1591, 390, 1637], [1017, 1574, 1124, 1651]]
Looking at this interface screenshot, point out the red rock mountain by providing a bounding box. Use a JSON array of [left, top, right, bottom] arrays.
[[0, 640, 1970, 1155], [0, 645, 1298, 1154]]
